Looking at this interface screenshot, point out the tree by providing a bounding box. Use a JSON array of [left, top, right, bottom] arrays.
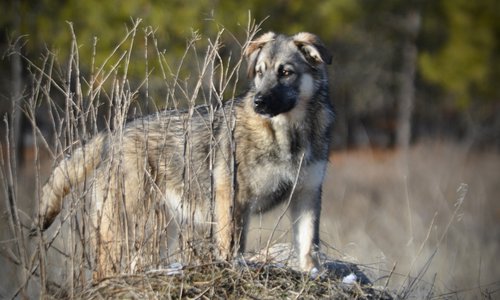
[[1, 0, 499, 149], [418, 0, 500, 144], [419, 0, 499, 107], [396, 8, 421, 150]]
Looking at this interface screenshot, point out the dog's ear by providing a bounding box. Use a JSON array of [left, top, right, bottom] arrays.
[[293, 32, 332, 65], [244, 32, 276, 78]]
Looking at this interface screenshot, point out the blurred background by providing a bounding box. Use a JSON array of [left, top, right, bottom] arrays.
[[1, 0, 500, 151], [0, 0, 499, 298]]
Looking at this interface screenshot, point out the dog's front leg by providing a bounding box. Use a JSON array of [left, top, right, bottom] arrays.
[[291, 187, 322, 272], [214, 177, 233, 260], [214, 170, 249, 261]]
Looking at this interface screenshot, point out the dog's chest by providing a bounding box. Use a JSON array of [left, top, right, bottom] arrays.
[[247, 156, 325, 213]]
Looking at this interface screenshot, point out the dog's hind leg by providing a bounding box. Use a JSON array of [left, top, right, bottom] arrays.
[[91, 147, 149, 280]]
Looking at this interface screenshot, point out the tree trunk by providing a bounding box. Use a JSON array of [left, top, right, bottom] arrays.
[[11, 0, 24, 167], [396, 9, 421, 151]]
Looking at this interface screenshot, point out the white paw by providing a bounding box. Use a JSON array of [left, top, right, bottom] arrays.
[[310, 267, 320, 279], [342, 272, 357, 284]]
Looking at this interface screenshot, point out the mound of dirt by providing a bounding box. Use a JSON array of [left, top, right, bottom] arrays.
[[78, 243, 394, 299]]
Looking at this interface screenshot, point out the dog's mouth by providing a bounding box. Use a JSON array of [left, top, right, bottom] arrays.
[[253, 104, 277, 118], [253, 94, 296, 118]]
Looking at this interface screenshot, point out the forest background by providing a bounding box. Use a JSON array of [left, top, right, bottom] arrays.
[[1, 0, 499, 152]]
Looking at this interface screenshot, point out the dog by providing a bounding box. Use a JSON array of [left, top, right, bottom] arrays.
[[34, 31, 334, 279]]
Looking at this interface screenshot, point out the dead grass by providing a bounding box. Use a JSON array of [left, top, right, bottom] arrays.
[[2, 141, 499, 299], [318, 143, 500, 299], [76, 261, 392, 299]]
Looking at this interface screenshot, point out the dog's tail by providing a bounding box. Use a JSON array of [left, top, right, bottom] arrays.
[[32, 134, 106, 234]]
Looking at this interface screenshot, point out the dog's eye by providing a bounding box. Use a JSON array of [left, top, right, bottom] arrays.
[[256, 69, 263, 77], [280, 69, 294, 77]]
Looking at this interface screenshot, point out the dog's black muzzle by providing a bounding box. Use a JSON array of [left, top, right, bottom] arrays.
[[253, 86, 297, 117]]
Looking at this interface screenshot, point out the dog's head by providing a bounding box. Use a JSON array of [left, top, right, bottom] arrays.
[[244, 32, 332, 118]]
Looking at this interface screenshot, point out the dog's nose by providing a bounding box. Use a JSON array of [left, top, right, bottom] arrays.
[[254, 94, 265, 107]]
